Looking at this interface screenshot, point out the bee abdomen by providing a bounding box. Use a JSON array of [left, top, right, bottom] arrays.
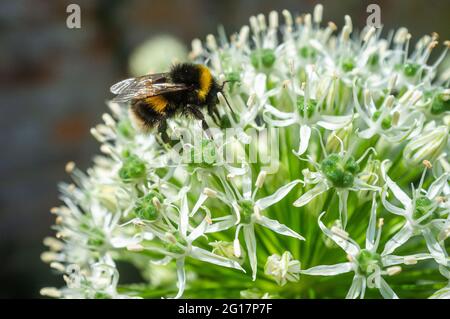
[[130, 100, 164, 131]]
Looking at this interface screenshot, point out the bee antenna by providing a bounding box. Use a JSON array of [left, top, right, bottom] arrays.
[[219, 81, 236, 115], [220, 80, 230, 90], [221, 91, 235, 116]]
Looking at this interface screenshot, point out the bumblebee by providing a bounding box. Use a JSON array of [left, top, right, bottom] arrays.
[[110, 63, 231, 142]]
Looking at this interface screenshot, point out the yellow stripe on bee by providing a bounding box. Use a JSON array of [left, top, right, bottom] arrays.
[[145, 95, 168, 113], [197, 65, 212, 102]]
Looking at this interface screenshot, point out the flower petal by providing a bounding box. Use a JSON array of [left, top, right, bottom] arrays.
[[255, 179, 303, 210], [257, 216, 305, 240], [243, 224, 258, 281], [317, 115, 353, 130], [294, 125, 311, 156], [180, 192, 189, 237], [263, 104, 295, 119], [301, 262, 353, 276], [382, 253, 432, 267], [379, 277, 399, 299], [173, 258, 186, 299], [293, 182, 329, 207], [381, 161, 412, 211], [205, 216, 236, 233], [381, 190, 407, 216], [190, 246, 245, 271], [422, 228, 448, 265], [381, 224, 413, 256], [187, 218, 208, 242], [429, 287, 450, 299], [150, 256, 172, 266], [318, 212, 360, 256], [346, 275, 365, 299], [190, 192, 208, 217], [338, 190, 349, 229], [366, 195, 377, 251], [427, 173, 449, 200]]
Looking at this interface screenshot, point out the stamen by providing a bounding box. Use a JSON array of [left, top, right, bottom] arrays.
[[43, 237, 64, 251], [428, 40, 439, 52], [255, 170, 267, 188], [422, 160, 432, 169], [253, 205, 262, 220], [246, 94, 256, 107], [90, 127, 104, 142], [67, 184, 76, 193], [313, 4, 323, 24], [107, 101, 121, 116], [41, 251, 59, 263], [206, 34, 217, 50], [328, 21, 337, 32], [257, 13, 267, 31], [282, 80, 291, 89], [132, 219, 146, 227], [385, 95, 395, 108], [386, 266, 402, 276], [65, 161, 75, 174], [436, 196, 447, 203], [399, 89, 413, 104], [388, 74, 398, 92], [344, 15, 353, 33], [50, 262, 66, 272], [269, 11, 278, 29], [100, 144, 113, 155], [282, 10, 293, 26], [392, 111, 400, 126], [394, 27, 408, 44], [203, 187, 218, 198], [363, 27, 376, 43], [127, 244, 144, 252], [304, 13, 312, 29], [438, 227, 450, 241], [431, 32, 439, 41], [237, 26, 249, 48], [403, 256, 418, 265], [341, 25, 351, 42], [364, 89, 372, 106], [410, 91, 424, 106], [165, 232, 177, 244], [190, 38, 203, 59], [40, 287, 62, 298], [55, 216, 63, 225], [233, 238, 241, 257], [152, 197, 162, 210], [102, 113, 115, 126], [377, 218, 384, 228], [249, 16, 259, 34], [331, 226, 349, 239]]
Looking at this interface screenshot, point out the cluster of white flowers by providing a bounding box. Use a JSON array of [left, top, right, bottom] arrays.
[[42, 5, 449, 299]]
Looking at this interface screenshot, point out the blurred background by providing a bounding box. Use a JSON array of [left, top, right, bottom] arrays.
[[0, 0, 449, 298]]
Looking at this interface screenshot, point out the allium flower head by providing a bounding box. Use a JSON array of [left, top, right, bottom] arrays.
[[43, 4, 450, 299]]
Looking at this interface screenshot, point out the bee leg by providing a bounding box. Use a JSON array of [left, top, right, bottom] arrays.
[[187, 106, 212, 139], [157, 118, 170, 144], [208, 104, 221, 126]]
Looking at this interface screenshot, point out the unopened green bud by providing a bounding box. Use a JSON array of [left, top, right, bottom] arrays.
[[251, 48, 276, 69], [321, 154, 360, 188], [119, 155, 147, 182]]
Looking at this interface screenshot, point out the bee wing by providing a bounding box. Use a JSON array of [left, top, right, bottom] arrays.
[[110, 73, 190, 103]]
